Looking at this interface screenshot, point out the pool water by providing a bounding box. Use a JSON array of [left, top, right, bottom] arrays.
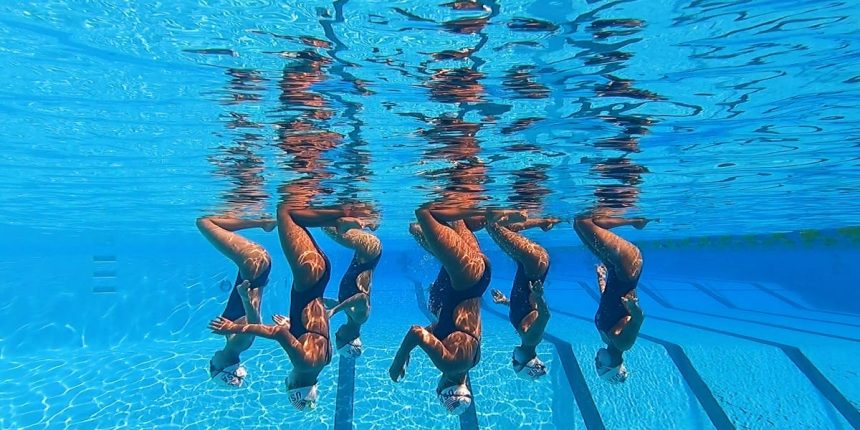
[[2, 231, 858, 429], [1, 0, 859, 429]]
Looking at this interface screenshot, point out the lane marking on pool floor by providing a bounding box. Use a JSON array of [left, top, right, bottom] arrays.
[[482, 302, 606, 430], [691, 282, 860, 329], [637, 283, 859, 342], [333, 354, 356, 430], [749, 282, 859, 318], [590, 281, 860, 428], [556, 284, 735, 430]]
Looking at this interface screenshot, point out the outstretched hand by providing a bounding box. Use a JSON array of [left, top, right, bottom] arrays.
[[209, 316, 237, 335], [491, 288, 509, 304], [595, 264, 608, 294], [272, 314, 290, 327]]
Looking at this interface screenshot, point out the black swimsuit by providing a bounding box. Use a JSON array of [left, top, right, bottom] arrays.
[[595, 267, 640, 333], [287, 227, 332, 365], [338, 252, 382, 302], [508, 261, 549, 329], [430, 259, 491, 364], [221, 265, 271, 321]]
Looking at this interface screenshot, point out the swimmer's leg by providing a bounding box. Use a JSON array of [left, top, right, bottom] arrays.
[[517, 284, 550, 343], [573, 216, 642, 281], [414, 207, 488, 288], [486, 221, 549, 280], [276, 205, 344, 289], [220, 280, 263, 358], [196, 217, 273, 280]]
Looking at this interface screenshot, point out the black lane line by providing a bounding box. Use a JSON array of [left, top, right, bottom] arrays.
[[570, 282, 735, 430], [638, 283, 860, 343], [482, 302, 606, 430], [333, 354, 356, 430], [748, 282, 860, 322], [690, 283, 737, 309], [410, 278, 479, 430], [591, 282, 860, 427], [695, 282, 860, 329]]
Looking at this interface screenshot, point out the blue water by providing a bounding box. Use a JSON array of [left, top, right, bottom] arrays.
[[1, 0, 859, 429]]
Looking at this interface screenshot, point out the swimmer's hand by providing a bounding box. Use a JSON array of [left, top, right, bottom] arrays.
[[388, 353, 409, 382], [529, 280, 544, 297], [272, 314, 290, 327], [209, 317, 238, 335], [491, 288, 510, 305], [622, 296, 643, 321]]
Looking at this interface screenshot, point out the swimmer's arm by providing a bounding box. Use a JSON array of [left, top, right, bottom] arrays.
[[609, 297, 644, 351], [212, 319, 282, 340], [210, 317, 303, 356], [329, 292, 368, 316], [399, 325, 458, 371], [239, 323, 305, 361]]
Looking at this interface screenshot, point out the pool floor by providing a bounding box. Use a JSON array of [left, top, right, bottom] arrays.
[[2, 277, 858, 430]]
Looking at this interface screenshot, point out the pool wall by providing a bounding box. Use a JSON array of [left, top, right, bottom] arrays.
[[1, 226, 855, 356]]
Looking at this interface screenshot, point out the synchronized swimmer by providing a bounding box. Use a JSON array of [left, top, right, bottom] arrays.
[[199, 205, 647, 415]]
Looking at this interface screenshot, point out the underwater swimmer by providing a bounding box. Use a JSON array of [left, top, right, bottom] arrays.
[[573, 214, 650, 384], [488, 215, 558, 381], [196, 216, 274, 388]]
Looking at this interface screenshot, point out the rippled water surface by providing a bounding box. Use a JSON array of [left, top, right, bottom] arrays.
[[1, 0, 858, 238]]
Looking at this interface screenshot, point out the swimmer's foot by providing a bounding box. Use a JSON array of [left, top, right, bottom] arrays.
[[262, 220, 277, 232], [632, 218, 658, 230], [540, 218, 561, 231], [490, 288, 509, 305], [237, 280, 252, 301], [323, 298, 340, 309], [336, 217, 363, 234]]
